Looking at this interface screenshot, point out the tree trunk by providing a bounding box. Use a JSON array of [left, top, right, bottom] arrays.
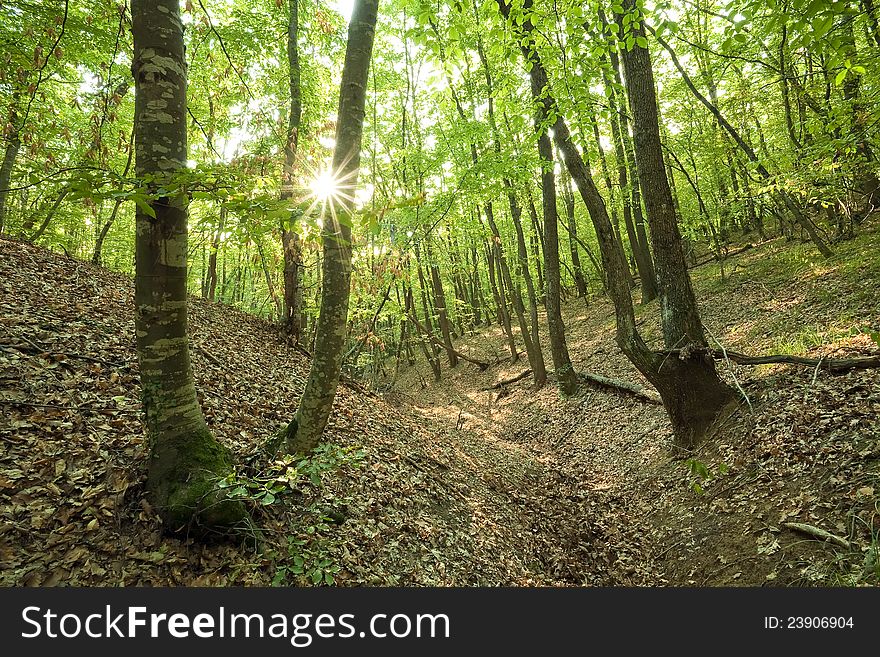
[[599, 15, 657, 301], [559, 165, 589, 299], [616, 1, 737, 448], [486, 202, 545, 384], [500, 0, 736, 449], [281, 0, 304, 342], [285, 0, 378, 454], [131, 0, 246, 531], [0, 95, 21, 236], [427, 240, 458, 367], [93, 127, 135, 265], [28, 188, 70, 242]]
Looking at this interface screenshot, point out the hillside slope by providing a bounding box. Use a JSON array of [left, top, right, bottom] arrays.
[[0, 238, 648, 586]]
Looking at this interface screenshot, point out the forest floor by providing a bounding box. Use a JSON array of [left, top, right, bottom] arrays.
[[1, 221, 878, 587]]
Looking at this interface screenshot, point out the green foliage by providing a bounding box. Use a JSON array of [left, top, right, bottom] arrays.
[[684, 458, 729, 495], [218, 442, 366, 506], [271, 518, 343, 586]]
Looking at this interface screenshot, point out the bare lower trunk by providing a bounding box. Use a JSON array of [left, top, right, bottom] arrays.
[[281, 0, 303, 341]]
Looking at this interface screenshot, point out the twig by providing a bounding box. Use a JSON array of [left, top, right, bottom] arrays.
[[704, 327, 752, 412], [194, 343, 222, 368], [782, 522, 851, 550], [480, 369, 533, 390], [811, 356, 825, 386], [0, 399, 138, 414]]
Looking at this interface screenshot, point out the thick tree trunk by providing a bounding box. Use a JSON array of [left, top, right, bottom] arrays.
[[616, 1, 737, 448], [132, 0, 246, 531], [599, 18, 657, 301], [285, 0, 378, 454], [537, 132, 577, 393], [281, 0, 304, 342], [500, 0, 736, 449]]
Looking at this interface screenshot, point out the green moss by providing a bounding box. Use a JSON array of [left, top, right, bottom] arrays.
[[147, 426, 249, 532]]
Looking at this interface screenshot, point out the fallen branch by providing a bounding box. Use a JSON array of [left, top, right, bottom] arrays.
[[194, 343, 222, 368], [658, 347, 880, 373], [688, 243, 754, 269], [783, 522, 851, 550], [0, 399, 138, 414], [577, 371, 663, 405], [406, 313, 490, 370], [1, 343, 128, 369], [481, 369, 532, 390]]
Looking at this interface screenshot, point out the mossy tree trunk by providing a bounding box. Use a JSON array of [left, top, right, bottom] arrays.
[[286, 0, 379, 454], [132, 0, 246, 531]]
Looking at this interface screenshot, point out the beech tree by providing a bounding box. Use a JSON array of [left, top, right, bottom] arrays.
[[284, 0, 380, 454], [131, 0, 246, 530]]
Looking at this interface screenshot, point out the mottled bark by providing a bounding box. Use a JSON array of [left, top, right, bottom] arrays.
[[286, 0, 378, 453], [132, 0, 246, 531], [499, 0, 736, 449], [597, 15, 657, 301]]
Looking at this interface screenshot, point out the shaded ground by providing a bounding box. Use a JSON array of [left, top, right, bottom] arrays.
[[1, 221, 878, 587]]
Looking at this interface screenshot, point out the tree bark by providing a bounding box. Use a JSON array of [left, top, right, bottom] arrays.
[[616, 0, 737, 447], [286, 0, 379, 453], [131, 0, 247, 532], [281, 0, 304, 341], [427, 240, 458, 367], [0, 95, 21, 236], [498, 0, 737, 449]]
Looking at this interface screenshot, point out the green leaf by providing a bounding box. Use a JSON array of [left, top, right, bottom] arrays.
[[835, 69, 847, 85], [310, 471, 321, 487], [132, 194, 156, 219], [635, 36, 648, 48], [311, 569, 323, 585]]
